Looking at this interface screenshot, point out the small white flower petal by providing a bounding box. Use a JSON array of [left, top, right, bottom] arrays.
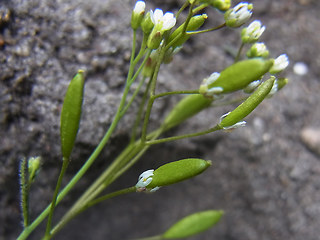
[[207, 87, 224, 94], [151, 9, 164, 24], [206, 72, 220, 85], [150, 186, 160, 192], [133, 1, 145, 14], [150, 8, 176, 31], [270, 54, 289, 74], [223, 121, 246, 130], [138, 169, 154, 181]]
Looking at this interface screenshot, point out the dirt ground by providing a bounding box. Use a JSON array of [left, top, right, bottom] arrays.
[[1, 0, 320, 239]]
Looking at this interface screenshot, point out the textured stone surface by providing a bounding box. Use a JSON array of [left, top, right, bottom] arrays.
[[1, 0, 320, 239]]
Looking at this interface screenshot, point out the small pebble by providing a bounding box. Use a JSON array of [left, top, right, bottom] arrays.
[[293, 62, 308, 76], [300, 127, 320, 156]]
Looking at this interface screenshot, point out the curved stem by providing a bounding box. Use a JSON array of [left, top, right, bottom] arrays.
[[85, 187, 136, 210], [187, 22, 226, 35], [146, 125, 222, 145]]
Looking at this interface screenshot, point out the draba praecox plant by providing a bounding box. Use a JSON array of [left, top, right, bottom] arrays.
[[17, 0, 289, 239]]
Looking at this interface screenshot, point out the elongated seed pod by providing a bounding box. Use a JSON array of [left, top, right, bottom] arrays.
[[220, 76, 275, 128], [147, 158, 211, 189], [162, 94, 212, 131], [162, 210, 224, 239], [60, 70, 85, 159], [207, 58, 274, 94]]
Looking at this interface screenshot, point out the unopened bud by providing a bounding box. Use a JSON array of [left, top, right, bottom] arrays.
[[131, 1, 146, 30], [246, 42, 269, 58], [224, 2, 253, 28]]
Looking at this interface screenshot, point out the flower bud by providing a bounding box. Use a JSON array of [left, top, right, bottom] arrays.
[[141, 11, 154, 36], [60, 70, 85, 159], [147, 29, 163, 49], [224, 2, 253, 28], [168, 14, 208, 48], [28, 156, 41, 183], [276, 77, 289, 91], [212, 0, 231, 11], [219, 76, 275, 129], [131, 1, 146, 30], [162, 210, 224, 239], [241, 20, 265, 44], [246, 42, 269, 58], [200, 58, 274, 96], [142, 50, 158, 77], [162, 94, 212, 131]]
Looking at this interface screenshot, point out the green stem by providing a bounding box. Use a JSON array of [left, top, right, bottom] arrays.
[[165, 2, 196, 51], [235, 42, 245, 62], [192, 3, 209, 14], [85, 187, 136, 210], [19, 158, 29, 228], [175, 0, 189, 20], [133, 35, 148, 66], [146, 125, 222, 145], [140, 45, 167, 142], [187, 22, 226, 35], [44, 158, 69, 239], [131, 76, 152, 143]]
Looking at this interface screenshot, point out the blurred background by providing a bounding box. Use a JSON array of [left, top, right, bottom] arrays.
[[1, 0, 319, 239]]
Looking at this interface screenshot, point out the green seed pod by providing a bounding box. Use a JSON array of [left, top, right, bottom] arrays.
[[162, 94, 212, 131], [168, 14, 207, 48], [207, 58, 274, 94], [219, 76, 275, 129], [162, 210, 224, 239], [147, 158, 211, 189], [60, 70, 85, 159]]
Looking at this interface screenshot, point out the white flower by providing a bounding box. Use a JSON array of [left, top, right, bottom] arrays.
[[133, 1, 145, 14], [241, 20, 265, 43], [270, 54, 289, 74], [225, 2, 253, 28], [136, 169, 154, 189], [199, 72, 223, 97], [150, 9, 176, 32]]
